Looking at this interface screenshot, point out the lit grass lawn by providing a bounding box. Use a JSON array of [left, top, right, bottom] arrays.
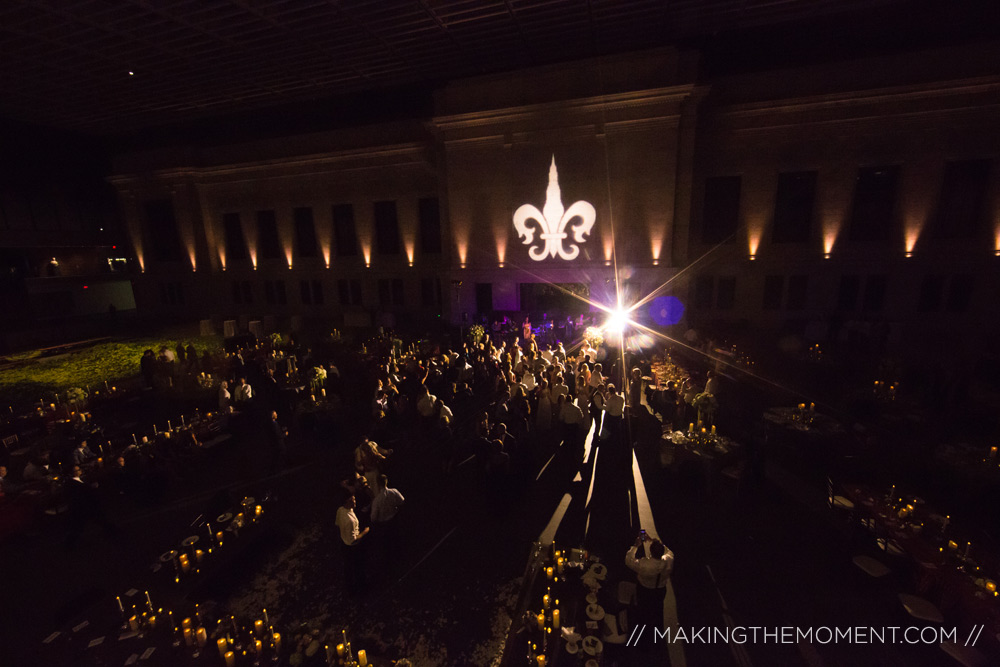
[[0, 336, 221, 409]]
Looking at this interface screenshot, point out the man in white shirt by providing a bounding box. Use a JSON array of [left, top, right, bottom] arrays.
[[218, 381, 231, 411], [559, 396, 585, 451], [371, 475, 404, 524], [233, 377, 253, 404], [416, 387, 437, 418], [588, 363, 605, 389], [336, 494, 369, 595], [603, 384, 626, 442], [626, 534, 674, 629]]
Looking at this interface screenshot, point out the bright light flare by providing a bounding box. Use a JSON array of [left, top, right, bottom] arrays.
[[604, 308, 631, 335]]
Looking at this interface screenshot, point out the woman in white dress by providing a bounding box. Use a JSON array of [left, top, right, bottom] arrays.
[[536, 379, 552, 432]]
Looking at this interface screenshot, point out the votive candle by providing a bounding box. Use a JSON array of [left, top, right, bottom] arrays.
[[196, 627, 207, 647], [218, 638, 228, 657], [358, 649, 368, 666], [224, 651, 236, 667]]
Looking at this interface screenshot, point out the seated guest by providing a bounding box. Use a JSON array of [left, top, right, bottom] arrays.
[[72, 439, 98, 466], [23, 453, 53, 482], [0, 465, 19, 497]]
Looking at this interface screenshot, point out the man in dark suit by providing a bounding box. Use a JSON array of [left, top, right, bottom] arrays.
[[268, 411, 287, 472], [65, 465, 116, 547]]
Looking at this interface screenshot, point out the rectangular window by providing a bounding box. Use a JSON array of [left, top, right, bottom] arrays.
[[693, 275, 714, 309], [421, 277, 442, 308], [786, 275, 808, 310], [293, 207, 317, 258], [701, 176, 741, 245], [391, 278, 404, 306], [771, 171, 816, 243], [222, 212, 248, 261], [849, 166, 899, 243], [762, 275, 784, 310], [332, 204, 358, 257], [374, 201, 401, 255], [264, 280, 286, 305], [256, 210, 281, 259], [300, 280, 312, 305], [837, 275, 860, 311], [418, 197, 442, 254], [931, 159, 991, 240], [946, 274, 974, 313], [378, 279, 391, 306], [312, 280, 324, 305], [918, 275, 945, 312], [862, 275, 887, 312], [144, 199, 184, 261], [716, 276, 736, 310]]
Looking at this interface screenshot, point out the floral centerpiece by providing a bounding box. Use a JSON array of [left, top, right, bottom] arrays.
[[309, 366, 327, 390], [582, 326, 604, 350], [64, 386, 88, 406], [269, 332, 284, 348], [692, 392, 718, 426], [467, 324, 485, 345]]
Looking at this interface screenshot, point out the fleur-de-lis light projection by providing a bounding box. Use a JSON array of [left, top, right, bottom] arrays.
[[513, 157, 595, 261]]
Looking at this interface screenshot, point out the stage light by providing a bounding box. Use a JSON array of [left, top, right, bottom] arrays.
[[605, 308, 630, 335]]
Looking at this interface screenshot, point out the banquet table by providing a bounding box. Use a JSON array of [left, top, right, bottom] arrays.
[[842, 484, 1000, 659]]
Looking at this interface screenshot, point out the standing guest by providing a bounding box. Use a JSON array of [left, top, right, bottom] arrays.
[[704, 370, 720, 396], [628, 367, 644, 413], [65, 465, 117, 547], [625, 534, 674, 630], [604, 384, 625, 442], [186, 343, 198, 370], [522, 317, 532, 341], [335, 494, 369, 595], [218, 381, 231, 412], [371, 474, 405, 525], [559, 395, 585, 453], [140, 349, 156, 388], [589, 363, 605, 389], [233, 377, 253, 404], [268, 411, 288, 471]]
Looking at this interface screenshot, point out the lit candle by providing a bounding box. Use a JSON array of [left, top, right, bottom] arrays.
[[128, 615, 139, 631], [546, 567, 553, 580], [321, 388, 326, 397], [986, 581, 996, 593], [196, 627, 207, 647], [181, 415, 185, 426], [556, 557, 564, 574], [224, 651, 236, 667], [263, 609, 269, 626], [217, 531, 224, 546], [809, 402, 815, 412], [167, 420, 171, 430], [990, 447, 998, 459], [336, 644, 345, 657], [179, 554, 190, 573], [537, 613, 545, 630], [273, 632, 281, 653], [552, 609, 560, 629], [255, 505, 262, 519], [181, 617, 192, 630], [117, 596, 124, 614], [537, 655, 546, 666], [543, 594, 550, 609], [218, 638, 229, 657], [965, 542, 971, 559], [195, 549, 203, 563], [254, 619, 264, 636], [358, 649, 368, 666], [255, 640, 263, 654], [183, 628, 193, 646], [688, 422, 694, 432], [148, 615, 156, 628], [948, 540, 958, 551], [145, 591, 152, 610]]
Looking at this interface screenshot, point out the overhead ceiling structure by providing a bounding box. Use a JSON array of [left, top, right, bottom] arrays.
[[0, 0, 971, 138]]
